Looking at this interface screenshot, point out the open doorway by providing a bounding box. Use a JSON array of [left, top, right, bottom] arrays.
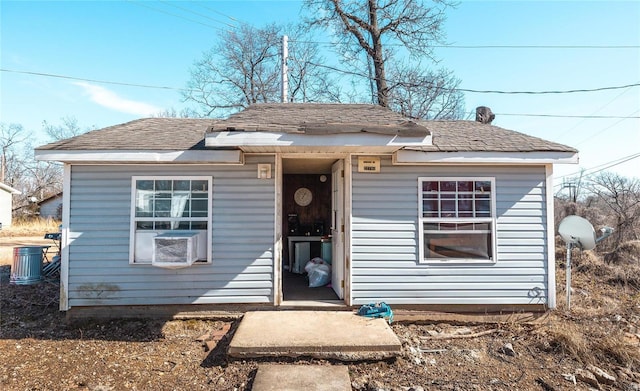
[[281, 157, 344, 303]]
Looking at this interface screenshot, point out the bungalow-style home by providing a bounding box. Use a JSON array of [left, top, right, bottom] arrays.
[[0, 182, 21, 229], [37, 192, 63, 220], [35, 104, 578, 317]]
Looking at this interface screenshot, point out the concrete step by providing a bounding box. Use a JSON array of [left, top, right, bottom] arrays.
[[228, 311, 401, 361], [252, 364, 351, 391]]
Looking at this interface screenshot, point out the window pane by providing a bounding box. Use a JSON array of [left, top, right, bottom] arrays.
[[136, 180, 153, 190], [156, 180, 172, 191], [191, 199, 208, 215], [155, 221, 171, 230], [475, 181, 491, 193], [422, 181, 439, 192], [182, 200, 191, 217], [423, 223, 439, 231], [458, 194, 473, 212], [135, 191, 153, 217], [174, 180, 190, 191], [457, 181, 473, 192], [176, 221, 191, 230], [136, 221, 153, 230], [425, 232, 492, 260], [423, 200, 438, 213], [191, 221, 208, 230], [441, 181, 456, 192], [475, 200, 491, 214], [441, 200, 455, 217], [474, 222, 490, 231], [192, 180, 208, 192], [154, 200, 171, 217], [156, 191, 172, 199]]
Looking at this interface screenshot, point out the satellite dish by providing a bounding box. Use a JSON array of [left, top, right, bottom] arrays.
[[557, 215, 613, 312], [558, 215, 596, 251]]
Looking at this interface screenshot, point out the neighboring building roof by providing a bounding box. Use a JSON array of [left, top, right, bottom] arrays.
[[35, 103, 577, 154], [37, 192, 63, 205], [0, 183, 21, 195]]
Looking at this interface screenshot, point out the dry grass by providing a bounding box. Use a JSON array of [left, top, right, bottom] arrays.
[[0, 218, 60, 265], [537, 319, 640, 368], [0, 217, 61, 237]]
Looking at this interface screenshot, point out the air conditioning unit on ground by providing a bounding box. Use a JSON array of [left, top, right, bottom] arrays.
[[152, 231, 199, 269]]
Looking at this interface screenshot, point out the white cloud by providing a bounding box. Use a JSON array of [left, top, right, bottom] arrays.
[[74, 82, 161, 116]]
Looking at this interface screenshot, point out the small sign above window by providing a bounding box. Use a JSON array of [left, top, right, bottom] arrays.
[[358, 156, 380, 173]]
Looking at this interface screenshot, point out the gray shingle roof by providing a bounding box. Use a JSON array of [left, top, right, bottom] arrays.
[[417, 120, 577, 152], [36, 103, 576, 153], [37, 118, 216, 151], [208, 103, 429, 137]]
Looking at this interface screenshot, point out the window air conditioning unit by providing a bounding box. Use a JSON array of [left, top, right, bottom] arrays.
[[152, 231, 199, 269]]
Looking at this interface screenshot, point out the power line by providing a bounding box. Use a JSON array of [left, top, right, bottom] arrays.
[[290, 40, 640, 49], [555, 152, 640, 181], [0, 68, 189, 92], [460, 84, 640, 95], [192, 1, 244, 24], [125, 0, 231, 33], [552, 86, 634, 142], [2, 68, 638, 120], [574, 108, 640, 146], [496, 113, 640, 119], [306, 61, 640, 95], [158, 0, 237, 29]]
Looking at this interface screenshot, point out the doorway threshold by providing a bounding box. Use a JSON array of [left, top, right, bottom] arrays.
[[279, 300, 348, 309]]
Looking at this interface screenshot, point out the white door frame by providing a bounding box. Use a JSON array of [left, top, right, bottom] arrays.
[[331, 159, 345, 299], [275, 153, 351, 305]]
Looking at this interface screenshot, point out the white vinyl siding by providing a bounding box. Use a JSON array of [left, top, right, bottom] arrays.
[[65, 157, 275, 307], [350, 156, 549, 307]]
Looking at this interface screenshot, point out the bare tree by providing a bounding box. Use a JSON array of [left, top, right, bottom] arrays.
[[304, 0, 459, 113], [183, 23, 283, 117], [184, 23, 342, 116], [388, 65, 464, 119], [152, 107, 199, 118], [43, 116, 94, 142], [1, 121, 70, 218], [287, 30, 344, 103], [1, 123, 31, 184], [587, 172, 640, 249]]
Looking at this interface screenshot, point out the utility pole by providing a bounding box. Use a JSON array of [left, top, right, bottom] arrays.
[[281, 35, 288, 103]]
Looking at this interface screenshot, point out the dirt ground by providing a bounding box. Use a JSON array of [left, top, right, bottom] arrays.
[[0, 237, 638, 391]]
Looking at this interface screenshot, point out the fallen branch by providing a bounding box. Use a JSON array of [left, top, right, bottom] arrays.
[[419, 329, 499, 340]]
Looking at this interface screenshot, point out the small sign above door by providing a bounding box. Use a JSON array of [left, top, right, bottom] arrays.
[[358, 156, 380, 173]]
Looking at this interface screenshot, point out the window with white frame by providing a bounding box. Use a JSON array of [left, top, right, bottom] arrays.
[[130, 177, 212, 264], [418, 177, 496, 263]]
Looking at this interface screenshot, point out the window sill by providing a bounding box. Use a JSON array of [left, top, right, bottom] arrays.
[[420, 258, 497, 265], [130, 260, 212, 265]]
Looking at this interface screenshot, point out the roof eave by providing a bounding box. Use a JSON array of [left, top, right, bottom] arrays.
[[0, 183, 21, 195], [205, 131, 433, 152], [34, 149, 244, 164], [393, 150, 579, 165]]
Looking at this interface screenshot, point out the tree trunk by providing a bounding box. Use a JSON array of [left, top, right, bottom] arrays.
[[368, 0, 388, 107]]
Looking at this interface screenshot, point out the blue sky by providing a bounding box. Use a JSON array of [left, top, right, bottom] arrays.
[[1, 0, 639, 186]]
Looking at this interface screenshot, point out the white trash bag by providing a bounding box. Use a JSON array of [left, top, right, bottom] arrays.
[[305, 257, 331, 287]]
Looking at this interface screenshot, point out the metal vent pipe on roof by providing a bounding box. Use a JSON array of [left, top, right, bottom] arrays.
[[475, 106, 495, 124]]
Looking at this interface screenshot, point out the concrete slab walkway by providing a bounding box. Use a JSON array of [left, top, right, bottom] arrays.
[[228, 311, 401, 361], [251, 365, 351, 391]]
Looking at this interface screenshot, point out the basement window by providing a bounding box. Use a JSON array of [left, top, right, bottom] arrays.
[[418, 177, 497, 263]]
